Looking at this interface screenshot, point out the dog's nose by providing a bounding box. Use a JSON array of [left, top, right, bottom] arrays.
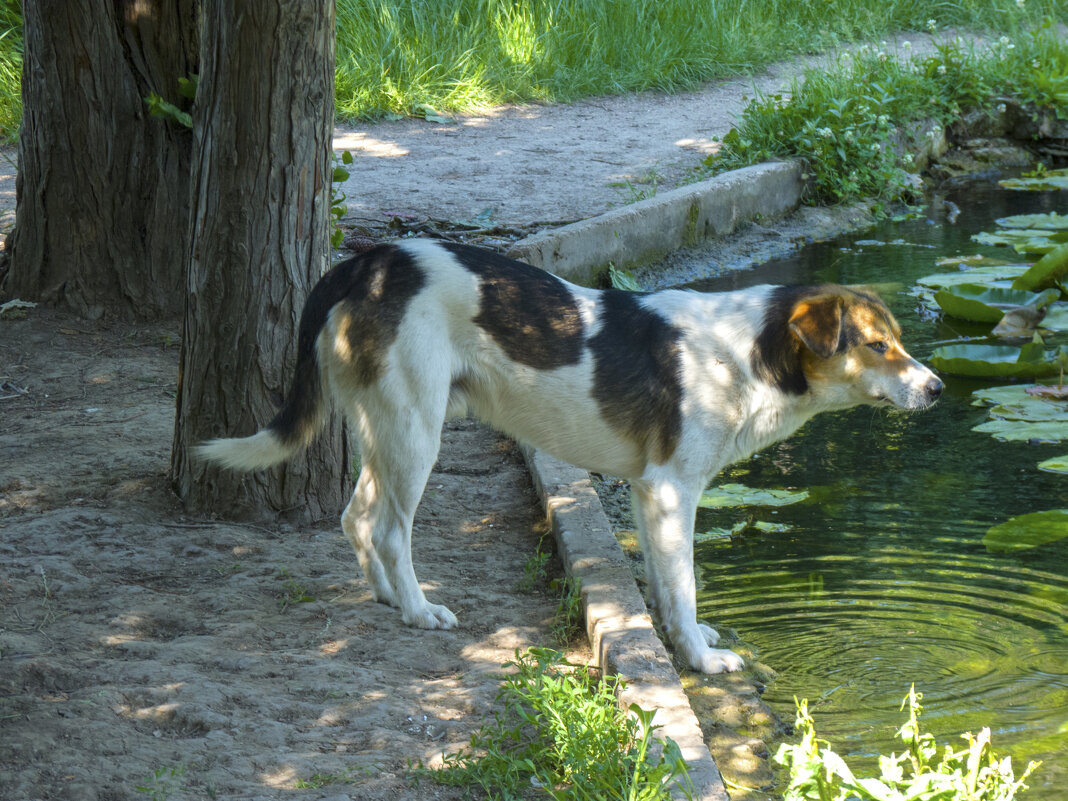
[[926, 376, 944, 399]]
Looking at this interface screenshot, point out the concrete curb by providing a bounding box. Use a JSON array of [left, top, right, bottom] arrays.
[[506, 161, 804, 284], [522, 445, 729, 801]]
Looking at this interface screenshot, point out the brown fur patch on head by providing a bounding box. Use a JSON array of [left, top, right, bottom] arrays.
[[752, 285, 899, 395]]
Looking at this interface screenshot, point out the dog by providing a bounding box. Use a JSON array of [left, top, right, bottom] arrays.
[[196, 238, 943, 673]]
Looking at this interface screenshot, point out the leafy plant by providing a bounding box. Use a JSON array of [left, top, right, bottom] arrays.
[[144, 74, 198, 129], [518, 537, 551, 592], [775, 686, 1039, 801], [135, 765, 186, 801], [330, 150, 353, 249], [550, 574, 584, 645], [425, 647, 693, 801], [276, 568, 315, 612]]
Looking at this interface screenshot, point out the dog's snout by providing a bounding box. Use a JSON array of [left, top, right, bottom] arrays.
[[925, 375, 944, 400]]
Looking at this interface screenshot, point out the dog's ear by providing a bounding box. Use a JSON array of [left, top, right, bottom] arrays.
[[788, 294, 843, 359]]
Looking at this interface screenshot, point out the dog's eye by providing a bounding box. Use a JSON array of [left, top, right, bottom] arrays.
[[867, 341, 889, 355]]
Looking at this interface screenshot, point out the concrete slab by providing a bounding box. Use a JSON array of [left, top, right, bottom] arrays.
[[522, 445, 729, 801], [507, 161, 804, 284]]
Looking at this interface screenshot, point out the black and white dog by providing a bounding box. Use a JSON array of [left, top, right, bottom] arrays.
[[197, 239, 942, 673]]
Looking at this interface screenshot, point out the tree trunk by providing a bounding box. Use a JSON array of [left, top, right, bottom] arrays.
[[2, 1, 197, 319], [171, 0, 349, 522]]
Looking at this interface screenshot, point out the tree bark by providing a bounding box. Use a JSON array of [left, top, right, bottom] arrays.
[[2, 1, 197, 319], [171, 0, 349, 522]]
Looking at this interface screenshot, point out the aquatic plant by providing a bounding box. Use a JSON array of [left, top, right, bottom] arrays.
[[775, 686, 1040, 801]]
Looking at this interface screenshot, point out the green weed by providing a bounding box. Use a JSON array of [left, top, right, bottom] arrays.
[[135, 765, 186, 801], [776, 686, 1040, 801], [422, 647, 693, 800], [517, 538, 551, 593], [276, 568, 315, 612], [709, 16, 1068, 204], [550, 574, 583, 645]]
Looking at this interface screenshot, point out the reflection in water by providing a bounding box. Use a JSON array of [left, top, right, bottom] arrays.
[[688, 181, 1068, 795]]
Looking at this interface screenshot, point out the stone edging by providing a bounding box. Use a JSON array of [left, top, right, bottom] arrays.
[[511, 160, 811, 800], [506, 161, 804, 285], [522, 446, 729, 801]]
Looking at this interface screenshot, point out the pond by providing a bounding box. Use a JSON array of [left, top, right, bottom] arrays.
[[686, 179, 1068, 795]]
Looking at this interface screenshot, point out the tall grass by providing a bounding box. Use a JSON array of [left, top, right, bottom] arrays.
[[0, 0, 20, 140], [0, 0, 1064, 139], [708, 15, 1068, 203], [333, 0, 1068, 119]]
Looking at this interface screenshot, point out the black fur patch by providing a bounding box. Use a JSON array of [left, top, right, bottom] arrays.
[[750, 286, 817, 396], [588, 291, 683, 465], [269, 245, 426, 444], [444, 243, 584, 369]]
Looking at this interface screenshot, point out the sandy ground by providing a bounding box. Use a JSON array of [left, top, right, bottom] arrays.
[[0, 37, 967, 800]]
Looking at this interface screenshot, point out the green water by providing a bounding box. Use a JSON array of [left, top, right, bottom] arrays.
[[688, 182, 1068, 795]]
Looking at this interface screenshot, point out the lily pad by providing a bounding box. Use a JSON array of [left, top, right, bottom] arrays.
[[1011, 242, 1068, 292], [929, 341, 1068, 379], [972, 229, 1068, 255], [972, 384, 1042, 407], [695, 519, 793, 542], [983, 509, 1068, 552], [999, 168, 1068, 191], [1038, 455, 1068, 474], [697, 483, 809, 509], [972, 419, 1068, 442], [995, 212, 1068, 230], [915, 263, 1030, 290], [932, 284, 1059, 323]]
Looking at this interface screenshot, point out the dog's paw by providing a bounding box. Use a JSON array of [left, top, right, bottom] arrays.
[[698, 622, 721, 646], [402, 603, 458, 630], [691, 647, 745, 674]]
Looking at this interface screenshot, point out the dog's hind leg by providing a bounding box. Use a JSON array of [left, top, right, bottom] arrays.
[[343, 388, 457, 630], [631, 477, 744, 674], [341, 472, 398, 608]]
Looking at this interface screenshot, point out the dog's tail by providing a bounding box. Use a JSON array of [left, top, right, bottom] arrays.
[[194, 274, 337, 472]]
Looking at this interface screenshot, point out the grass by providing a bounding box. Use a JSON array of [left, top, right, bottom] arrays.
[[418, 647, 693, 800], [1, 0, 1067, 141], [707, 15, 1068, 204], [332, 0, 1068, 120]]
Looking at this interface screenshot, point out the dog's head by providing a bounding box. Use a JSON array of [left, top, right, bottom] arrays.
[[753, 285, 943, 411]]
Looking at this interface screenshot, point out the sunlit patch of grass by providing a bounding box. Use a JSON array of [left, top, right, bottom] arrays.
[[707, 16, 1068, 204]]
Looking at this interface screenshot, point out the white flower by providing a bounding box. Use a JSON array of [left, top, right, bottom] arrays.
[[999, 36, 1011, 46], [938, 64, 947, 74], [903, 153, 915, 164], [902, 41, 912, 49], [1016, 0, 1025, 7], [926, 19, 937, 31], [1032, 59, 1041, 68], [997, 103, 1008, 113]]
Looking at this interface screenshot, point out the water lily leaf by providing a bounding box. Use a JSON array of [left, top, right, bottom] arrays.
[[935, 254, 1019, 268], [972, 419, 1068, 442], [1038, 455, 1068, 474], [995, 212, 1068, 230], [1011, 242, 1068, 292], [915, 264, 1030, 290], [972, 229, 1068, 252], [986, 398, 1068, 422], [697, 483, 809, 509], [930, 343, 1068, 378], [1036, 302, 1068, 332], [932, 284, 1059, 323], [694, 519, 793, 543], [999, 168, 1068, 191], [983, 509, 1068, 552], [972, 384, 1040, 406]]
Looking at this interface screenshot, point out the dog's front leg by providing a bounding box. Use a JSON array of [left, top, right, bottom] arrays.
[[631, 477, 744, 674]]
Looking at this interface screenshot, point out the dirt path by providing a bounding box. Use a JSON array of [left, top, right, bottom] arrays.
[[0, 33, 969, 800], [0, 310, 590, 800]]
